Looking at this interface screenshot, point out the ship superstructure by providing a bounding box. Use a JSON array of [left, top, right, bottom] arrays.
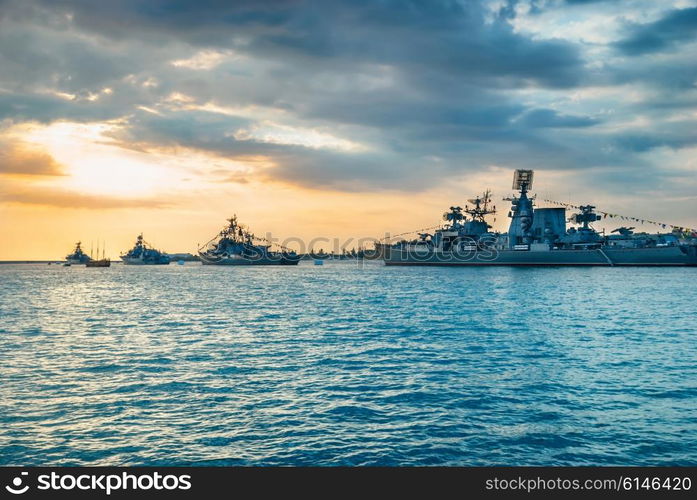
[[383, 170, 697, 266]]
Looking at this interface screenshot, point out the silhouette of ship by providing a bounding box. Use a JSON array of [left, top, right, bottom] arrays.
[[198, 216, 299, 266], [121, 234, 170, 265], [65, 241, 91, 265], [383, 170, 697, 266]]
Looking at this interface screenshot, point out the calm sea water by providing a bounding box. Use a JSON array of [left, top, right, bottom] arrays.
[[0, 262, 695, 466]]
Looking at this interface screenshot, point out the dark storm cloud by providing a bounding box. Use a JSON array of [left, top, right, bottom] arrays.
[[563, 0, 607, 4], [241, 0, 584, 88], [0, 0, 695, 197], [614, 7, 697, 55], [12, 0, 586, 91], [609, 55, 697, 91], [517, 109, 600, 128], [613, 125, 697, 153], [14, 0, 584, 91]]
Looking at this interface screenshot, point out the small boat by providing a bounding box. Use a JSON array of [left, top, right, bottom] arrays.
[[63, 262, 71, 267], [85, 241, 111, 268], [86, 259, 110, 267]]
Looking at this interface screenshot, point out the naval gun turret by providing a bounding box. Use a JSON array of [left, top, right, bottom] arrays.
[[611, 226, 635, 237]]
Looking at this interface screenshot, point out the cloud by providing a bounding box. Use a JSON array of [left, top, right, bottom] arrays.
[[0, 139, 65, 175], [516, 108, 600, 128], [613, 125, 697, 153], [0, 0, 695, 199], [614, 7, 697, 55], [0, 183, 174, 208]]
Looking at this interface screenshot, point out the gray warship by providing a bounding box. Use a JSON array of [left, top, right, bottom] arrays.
[[121, 234, 170, 265], [383, 170, 697, 266], [198, 215, 299, 266], [65, 241, 91, 265]]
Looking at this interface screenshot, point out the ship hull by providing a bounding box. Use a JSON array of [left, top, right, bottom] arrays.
[[66, 258, 90, 265], [121, 257, 170, 265], [199, 255, 299, 266], [85, 259, 111, 268], [384, 245, 697, 266]]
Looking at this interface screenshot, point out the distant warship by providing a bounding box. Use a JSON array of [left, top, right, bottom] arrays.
[[383, 170, 697, 266], [65, 241, 91, 265], [121, 234, 170, 265], [198, 216, 299, 266]]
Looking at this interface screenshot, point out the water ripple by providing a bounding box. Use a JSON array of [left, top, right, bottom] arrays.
[[1, 262, 696, 465]]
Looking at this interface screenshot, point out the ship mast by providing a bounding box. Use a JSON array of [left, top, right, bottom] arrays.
[[465, 189, 496, 222], [505, 169, 535, 247]]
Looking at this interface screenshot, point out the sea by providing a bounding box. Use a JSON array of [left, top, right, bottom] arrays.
[[0, 261, 695, 466]]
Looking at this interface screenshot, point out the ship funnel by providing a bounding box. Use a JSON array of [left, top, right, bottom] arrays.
[[512, 169, 534, 191]]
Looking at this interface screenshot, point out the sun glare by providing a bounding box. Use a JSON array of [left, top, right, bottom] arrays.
[[17, 122, 180, 196]]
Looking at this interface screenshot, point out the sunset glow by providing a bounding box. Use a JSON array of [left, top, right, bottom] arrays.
[[2, 0, 697, 260]]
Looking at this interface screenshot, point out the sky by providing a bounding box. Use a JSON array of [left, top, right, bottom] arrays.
[[1, 0, 697, 259]]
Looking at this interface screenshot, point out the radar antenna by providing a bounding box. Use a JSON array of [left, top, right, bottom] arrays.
[[465, 189, 496, 222], [512, 169, 534, 192]]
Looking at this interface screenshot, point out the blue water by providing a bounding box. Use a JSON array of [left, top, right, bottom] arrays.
[[0, 262, 695, 466]]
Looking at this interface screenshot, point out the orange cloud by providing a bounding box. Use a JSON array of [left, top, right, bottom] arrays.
[[0, 184, 174, 209], [0, 139, 66, 176]]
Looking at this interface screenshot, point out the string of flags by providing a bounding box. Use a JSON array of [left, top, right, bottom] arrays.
[[380, 225, 442, 242], [542, 199, 697, 235]]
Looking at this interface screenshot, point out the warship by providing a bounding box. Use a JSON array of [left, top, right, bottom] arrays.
[[121, 234, 170, 265], [65, 241, 91, 265], [383, 170, 697, 266], [198, 215, 299, 266]]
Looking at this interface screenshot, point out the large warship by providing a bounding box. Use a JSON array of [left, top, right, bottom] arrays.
[[65, 241, 91, 265], [121, 234, 170, 265], [198, 215, 299, 266], [383, 170, 697, 266]]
